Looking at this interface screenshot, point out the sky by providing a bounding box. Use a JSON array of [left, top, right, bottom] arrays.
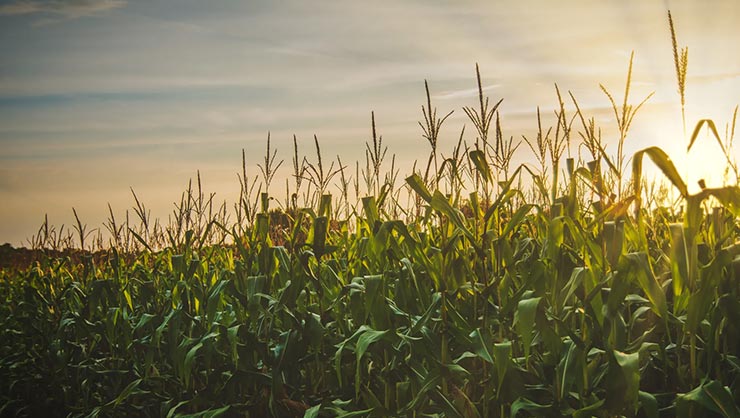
[[1, 0, 739, 246]]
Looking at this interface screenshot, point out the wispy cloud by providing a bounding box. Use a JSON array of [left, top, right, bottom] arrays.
[[688, 72, 740, 84], [434, 84, 501, 100], [0, 0, 126, 19]]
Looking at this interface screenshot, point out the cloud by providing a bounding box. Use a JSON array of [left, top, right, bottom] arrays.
[[433, 84, 501, 101], [688, 72, 740, 84], [0, 0, 126, 19]]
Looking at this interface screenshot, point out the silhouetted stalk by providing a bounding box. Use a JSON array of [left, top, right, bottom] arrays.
[[464, 64, 503, 205], [420, 80, 453, 188], [668, 10, 688, 139]]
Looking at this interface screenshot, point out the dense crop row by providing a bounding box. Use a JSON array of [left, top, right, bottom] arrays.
[[2, 13, 740, 418]]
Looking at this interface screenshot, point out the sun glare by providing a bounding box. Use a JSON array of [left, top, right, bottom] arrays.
[[638, 101, 736, 197], [682, 129, 732, 192]]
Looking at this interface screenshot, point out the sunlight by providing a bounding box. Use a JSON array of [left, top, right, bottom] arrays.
[[637, 103, 736, 197], [673, 126, 730, 194]]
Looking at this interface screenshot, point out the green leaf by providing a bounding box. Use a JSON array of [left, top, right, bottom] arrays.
[[430, 191, 472, 240], [558, 267, 587, 312], [603, 221, 624, 269], [573, 399, 605, 418], [510, 397, 550, 418], [469, 150, 492, 183], [686, 286, 714, 335], [638, 391, 659, 418], [303, 404, 321, 418], [166, 400, 191, 418], [688, 119, 724, 154], [469, 328, 494, 364], [702, 381, 740, 418], [677, 380, 740, 418], [132, 313, 156, 334], [405, 173, 433, 203], [356, 329, 388, 361], [107, 378, 142, 407], [401, 368, 442, 413], [312, 216, 328, 259], [502, 204, 535, 237], [633, 146, 688, 202], [255, 213, 269, 242], [695, 186, 740, 218], [514, 297, 542, 361], [557, 339, 580, 401], [355, 328, 389, 397], [206, 278, 230, 322], [434, 388, 466, 418], [319, 193, 332, 217], [450, 384, 481, 418], [621, 252, 668, 319], [178, 405, 231, 418], [493, 341, 512, 391], [336, 409, 375, 418], [362, 196, 380, 227], [123, 289, 133, 311], [613, 349, 640, 413], [128, 228, 154, 253], [669, 223, 690, 301], [183, 341, 203, 384], [484, 164, 524, 226]]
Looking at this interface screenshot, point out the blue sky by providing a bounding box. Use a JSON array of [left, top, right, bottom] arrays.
[[1, 0, 739, 245]]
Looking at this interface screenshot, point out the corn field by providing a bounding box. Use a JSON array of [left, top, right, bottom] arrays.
[[2, 13, 740, 418]]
